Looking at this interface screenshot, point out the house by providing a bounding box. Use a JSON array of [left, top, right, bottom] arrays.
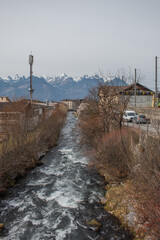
[[121, 83, 154, 108], [0, 96, 11, 103], [61, 100, 75, 111], [61, 99, 81, 111], [76, 101, 86, 117], [99, 83, 154, 108]]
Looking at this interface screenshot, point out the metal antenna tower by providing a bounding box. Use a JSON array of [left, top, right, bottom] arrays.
[[29, 54, 34, 104]]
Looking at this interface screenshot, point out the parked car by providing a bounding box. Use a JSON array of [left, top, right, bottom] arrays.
[[133, 114, 150, 124], [123, 110, 136, 122]]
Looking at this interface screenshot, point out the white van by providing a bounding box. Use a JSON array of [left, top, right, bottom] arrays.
[[123, 110, 136, 122]]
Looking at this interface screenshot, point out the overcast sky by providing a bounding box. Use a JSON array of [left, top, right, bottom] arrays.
[[0, 0, 160, 88]]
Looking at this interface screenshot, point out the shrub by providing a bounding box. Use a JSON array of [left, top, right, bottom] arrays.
[[131, 136, 160, 239]]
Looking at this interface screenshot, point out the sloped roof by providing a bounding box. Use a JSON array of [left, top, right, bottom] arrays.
[[122, 83, 154, 92]]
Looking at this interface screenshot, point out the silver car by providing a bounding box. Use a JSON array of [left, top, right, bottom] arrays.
[[133, 115, 150, 124]]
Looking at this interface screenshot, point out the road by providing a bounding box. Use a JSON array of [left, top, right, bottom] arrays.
[[124, 121, 159, 136]]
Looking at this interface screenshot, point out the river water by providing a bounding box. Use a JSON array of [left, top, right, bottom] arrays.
[[0, 112, 133, 240]]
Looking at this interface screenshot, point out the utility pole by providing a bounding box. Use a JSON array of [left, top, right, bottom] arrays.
[[134, 68, 136, 108], [122, 75, 124, 85], [29, 55, 34, 104], [155, 56, 158, 108], [122, 75, 124, 95]]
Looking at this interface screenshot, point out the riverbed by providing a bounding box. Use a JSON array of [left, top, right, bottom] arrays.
[[0, 112, 133, 240]]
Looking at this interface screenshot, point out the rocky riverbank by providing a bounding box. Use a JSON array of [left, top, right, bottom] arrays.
[[100, 176, 151, 240]]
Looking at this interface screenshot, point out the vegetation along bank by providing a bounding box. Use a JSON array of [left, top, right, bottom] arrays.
[[78, 84, 160, 240], [0, 101, 67, 195]]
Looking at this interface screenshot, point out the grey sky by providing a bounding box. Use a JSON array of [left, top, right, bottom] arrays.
[[0, 0, 160, 89]]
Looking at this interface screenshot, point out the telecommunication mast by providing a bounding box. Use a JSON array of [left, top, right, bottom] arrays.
[[29, 55, 34, 103]]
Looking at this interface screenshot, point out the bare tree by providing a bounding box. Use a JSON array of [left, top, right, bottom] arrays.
[[79, 81, 129, 151]]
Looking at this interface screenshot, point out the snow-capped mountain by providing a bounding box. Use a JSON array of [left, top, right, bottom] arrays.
[[0, 74, 126, 101], [104, 76, 127, 86], [3, 74, 21, 82]]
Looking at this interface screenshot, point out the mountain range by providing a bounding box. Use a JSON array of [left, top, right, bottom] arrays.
[[0, 74, 126, 102]]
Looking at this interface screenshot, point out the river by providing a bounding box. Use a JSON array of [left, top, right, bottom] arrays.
[[0, 112, 133, 240]]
